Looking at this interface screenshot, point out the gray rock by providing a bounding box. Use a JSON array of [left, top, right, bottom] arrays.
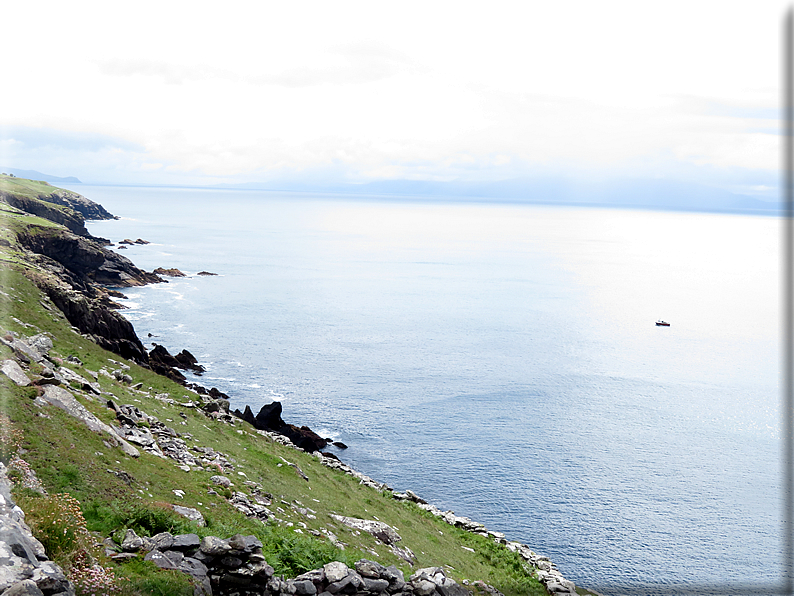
[[329, 515, 401, 545], [144, 549, 182, 570], [323, 561, 350, 584], [293, 579, 318, 595], [1, 360, 30, 386], [296, 569, 325, 584], [199, 535, 230, 556], [171, 533, 201, 550], [228, 533, 262, 553], [438, 579, 470, 596], [210, 474, 232, 487], [172, 505, 205, 527], [150, 531, 174, 551], [362, 577, 390, 592], [220, 556, 244, 568], [121, 528, 144, 552], [411, 567, 441, 583], [382, 564, 405, 589], [40, 385, 140, 457], [1, 580, 45, 596], [327, 572, 364, 594], [29, 561, 71, 595], [355, 559, 385, 578], [179, 557, 211, 595], [413, 579, 437, 596]]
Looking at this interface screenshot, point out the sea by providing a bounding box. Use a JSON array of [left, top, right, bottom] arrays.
[[72, 184, 783, 595]]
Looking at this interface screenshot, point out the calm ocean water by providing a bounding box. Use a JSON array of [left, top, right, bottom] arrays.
[[78, 184, 782, 594]]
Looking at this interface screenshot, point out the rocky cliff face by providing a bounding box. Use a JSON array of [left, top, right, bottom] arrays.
[[34, 188, 116, 221], [0, 191, 92, 237], [17, 227, 161, 288], [12, 223, 163, 364]]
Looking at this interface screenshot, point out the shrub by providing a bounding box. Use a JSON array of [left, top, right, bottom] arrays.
[[69, 549, 122, 596], [83, 499, 193, 538], [259, 525, 353, 576], [20, 492, 91, 562]]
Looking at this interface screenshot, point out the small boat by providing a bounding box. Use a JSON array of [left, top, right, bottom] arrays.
[[655, 320, 670, 327]]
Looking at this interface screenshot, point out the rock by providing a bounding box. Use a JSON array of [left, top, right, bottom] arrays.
[[355, 559, 385, 579], [413, 579, 437, 596], [171, 533, 201, 550], [233, 401, 329, 452], [172, 505, 205, 526], [199, 535, 231, 556], [326, 572, 364, 594], [293, 579, 318, 595], [2, 579, 46, 595], [40, 385, 140, 458], [150, 532, 175, 551], [121, 528, 145, 552], [382, 565, 405, 592], [197, 271, 218, 276], [1, 360, 30, 386], [228, 534, 262, 553], [153, 267, 186, 277], [210, 475, 232, 487], [331, 441, 348, 449], [179, 557, 211, 596], [330, 515, 401, 545], [323, 561, 350, 584], [438, 580, 471, 596], [144, 549, 183, 570], [173, 349, 205, 373], [27, 334, 53, 357]]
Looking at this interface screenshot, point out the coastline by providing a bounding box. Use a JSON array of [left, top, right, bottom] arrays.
[[0, 177, 592, 595]]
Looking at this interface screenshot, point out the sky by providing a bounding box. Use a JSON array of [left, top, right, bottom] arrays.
[[0, 1, 787, 198]]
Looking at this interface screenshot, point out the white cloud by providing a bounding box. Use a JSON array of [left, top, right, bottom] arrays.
[[0, 0, 788, 186]]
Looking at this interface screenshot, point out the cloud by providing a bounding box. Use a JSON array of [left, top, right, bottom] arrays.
[[251, 41, 412, 87], [97, 59, 235, 85], [0, 126, 143, 153]]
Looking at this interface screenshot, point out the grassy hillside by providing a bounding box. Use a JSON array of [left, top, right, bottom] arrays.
[[0, 178, 593, 596]]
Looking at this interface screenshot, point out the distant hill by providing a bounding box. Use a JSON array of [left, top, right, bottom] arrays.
[[0, 167, 81, 184], [215, 177, 780, 214]]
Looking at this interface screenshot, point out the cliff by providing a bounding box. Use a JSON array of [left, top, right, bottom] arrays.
[[0, 176, 587, 596]]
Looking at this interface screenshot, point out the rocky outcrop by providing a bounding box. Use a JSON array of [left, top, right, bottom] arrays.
[[0, 463, 75, 596], [233, 402, 328, 453], [0, 191, 91, 237], [32, 188, 115, 222], [153, 267, 186, 277], [17, 227, 161, 289], [149, 344, 206, 378], [33, 275, 149, 363]]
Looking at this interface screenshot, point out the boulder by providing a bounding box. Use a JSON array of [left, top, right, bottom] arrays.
[[171, 533, 201, 550], [153, 267, 186, 277], [121, 528, 144, 552], [172, 505, 205, 527], [323, 561, 349, 584], [1, 360, 30, 386], [1, 579, 46, 596], [199, 535, 231, 556]]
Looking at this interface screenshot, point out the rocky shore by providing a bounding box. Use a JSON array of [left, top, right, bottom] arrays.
[[0, 180, 583, 596]]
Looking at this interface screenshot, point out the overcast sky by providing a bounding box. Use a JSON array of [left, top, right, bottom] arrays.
[[0, 1, 786, 196]]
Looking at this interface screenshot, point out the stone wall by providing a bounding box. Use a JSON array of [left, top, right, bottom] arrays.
[[0, 463, 74, 596]]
